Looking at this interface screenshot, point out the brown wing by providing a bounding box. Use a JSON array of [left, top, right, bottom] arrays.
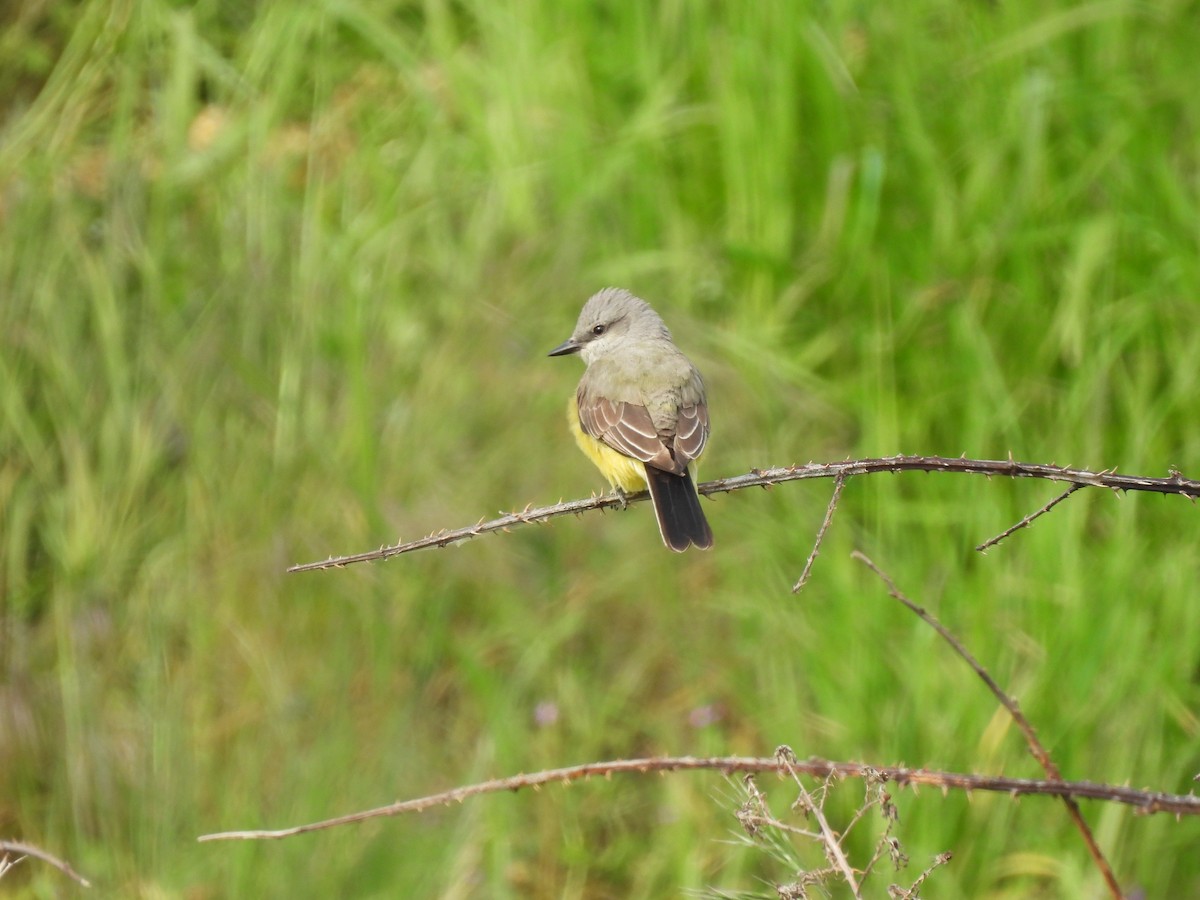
[[577, 391, 682, 474]]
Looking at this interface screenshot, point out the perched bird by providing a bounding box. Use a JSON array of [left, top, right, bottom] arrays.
[[549, 288, 712, 551]]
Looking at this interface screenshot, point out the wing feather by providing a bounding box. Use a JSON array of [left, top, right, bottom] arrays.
[[578, 392, 682, 473], [673, 402, 709, 466]]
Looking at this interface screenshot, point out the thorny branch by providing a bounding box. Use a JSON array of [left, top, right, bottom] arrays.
[[288, 455, 1199, 572], [197, 755, 1200, 842], [792, 474, 845, 593], [852, 552, 1122, 899], [267, 455, 1200, 893], [976, 482, 1086, 552]]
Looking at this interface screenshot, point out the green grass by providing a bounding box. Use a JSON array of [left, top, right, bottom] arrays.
[[3, 0, 1199, 895]]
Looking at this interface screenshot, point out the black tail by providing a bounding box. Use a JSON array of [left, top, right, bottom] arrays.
[[644, 466, 713, 552]]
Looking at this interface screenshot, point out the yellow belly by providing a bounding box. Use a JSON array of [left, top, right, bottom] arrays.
[[566, 396, 649, 492]]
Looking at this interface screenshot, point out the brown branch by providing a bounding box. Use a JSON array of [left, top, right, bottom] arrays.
[[287, 456, 1199, 572], [706, 457, 1200, 498], [792, 474, 846, 593], [736, 769, 865, 896], [775, 746, 862, 896], [975, 483, 1087, 552], [840, 769, 897, 881], [895, 852, 954, 900], [196, 755, 1200, 842], [851, 551, 1122, 899], [0, 840, 91, 888]]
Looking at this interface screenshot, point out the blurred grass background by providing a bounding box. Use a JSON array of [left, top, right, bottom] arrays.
[[2, 0, 1199, 896]]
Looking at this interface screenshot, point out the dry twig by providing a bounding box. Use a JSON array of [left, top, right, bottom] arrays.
[[792, 474, 846, 593], [775, 745, 862, 896], [975, 482, 1087, 552], [288, 456, 1200, 572], [197, 754, 1200, 842], [852, 551, 1122, 899], [0, 839, 91, 888], [891, 852, 953, 899]]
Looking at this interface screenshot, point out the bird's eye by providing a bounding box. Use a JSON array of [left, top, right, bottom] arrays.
[[592, 324, 606, 336]]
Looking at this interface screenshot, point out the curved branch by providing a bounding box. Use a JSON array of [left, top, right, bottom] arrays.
[[853, 551, 1121, 897], [197, 754, 1200, 842], [288, 456, 1199, 572]]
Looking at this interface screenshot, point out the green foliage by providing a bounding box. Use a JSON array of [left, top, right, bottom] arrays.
[[2, 0, 1199, 895]]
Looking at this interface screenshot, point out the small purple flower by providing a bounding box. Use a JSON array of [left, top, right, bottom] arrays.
[[688, 704, 722, 728], [534, 701, 559, 727]]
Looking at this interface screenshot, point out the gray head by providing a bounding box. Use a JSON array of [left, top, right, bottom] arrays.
[[547, 287, 672, 365]]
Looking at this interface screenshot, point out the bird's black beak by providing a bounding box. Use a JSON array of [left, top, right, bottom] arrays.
[[548, 338, 582, 357]]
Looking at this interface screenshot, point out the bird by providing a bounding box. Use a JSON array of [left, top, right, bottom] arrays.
[[549, 288, 712, 551]]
